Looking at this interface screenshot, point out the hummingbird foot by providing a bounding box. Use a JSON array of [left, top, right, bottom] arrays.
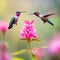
[[15, 22, 17, 25], [44, 21, 46, 23]]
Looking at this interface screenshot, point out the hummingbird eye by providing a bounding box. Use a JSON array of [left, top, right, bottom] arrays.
[[16, 11, 20, 14]]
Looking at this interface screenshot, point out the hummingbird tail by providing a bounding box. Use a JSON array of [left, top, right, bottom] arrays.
[[48, 20, 54, 26], [8, 25, 13, 29]]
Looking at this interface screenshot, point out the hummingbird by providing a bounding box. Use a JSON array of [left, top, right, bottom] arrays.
[[29, 12, 55, 25], [8, 11, 26, 29]]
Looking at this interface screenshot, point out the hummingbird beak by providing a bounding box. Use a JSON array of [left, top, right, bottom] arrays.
[[21, 11, 27, 13], [28, 13, 33, 15]]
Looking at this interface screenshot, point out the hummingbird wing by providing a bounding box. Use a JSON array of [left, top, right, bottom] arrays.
[[43, 13, 56, 18], [8, 17, 15, 29]]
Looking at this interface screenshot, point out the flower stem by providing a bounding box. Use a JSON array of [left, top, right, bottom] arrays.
[[27, 40, 31, 50], [35, 57, 41, 60], [33, 55, 40, 60], [27, 40, 40, 60], [27, 40, 33, 60], [2, 32, 6, 41]]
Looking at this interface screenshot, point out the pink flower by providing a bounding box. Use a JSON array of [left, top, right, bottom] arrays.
[[0, 21, 8, 33], [47, 32, 60, 55], [0, 41, 10, 60], [32, 47, 43, 58], [0, 41, 8, 51], [19, 20, 37, 40], [1, 52, 10, 60]]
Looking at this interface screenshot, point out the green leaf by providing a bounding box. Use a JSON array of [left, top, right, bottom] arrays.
[[32, 39, 41, 42], [12, 58, 24, 60], [32, 54, 36, 60], [20, 38, 41, 42], [11, 49, 27, 55], [20, 38, 26, 40]]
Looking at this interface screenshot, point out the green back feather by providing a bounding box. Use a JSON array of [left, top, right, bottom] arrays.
[[9, 17, 15, 26]]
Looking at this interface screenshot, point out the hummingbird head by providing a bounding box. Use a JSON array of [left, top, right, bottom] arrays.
[[33, 12, 40, 15], [29, 12, 40, 17], [16, 11, 21, 17], [33, 12, 40, 17], [16, 11, 27, 17]]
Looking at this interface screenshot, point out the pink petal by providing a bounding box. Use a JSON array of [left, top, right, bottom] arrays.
[[0, 21, 8, 32], [48, 32, 60, 55], [32, 47, 43, 58], [2, 52, 10, 60], [19, 20, 37, 40]]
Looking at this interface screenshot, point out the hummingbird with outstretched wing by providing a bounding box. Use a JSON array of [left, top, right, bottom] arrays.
[[8, 11, 26, 29], [29, 12, 55, 25]]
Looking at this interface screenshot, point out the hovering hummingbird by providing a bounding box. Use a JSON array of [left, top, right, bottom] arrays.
[[29, 12, 55, 25], [8, 11, 26, 29]]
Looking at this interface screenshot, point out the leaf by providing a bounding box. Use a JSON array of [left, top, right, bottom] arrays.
[[32, 54, 36, 60], [20, 38, 42, 42], [12, 58, 24, 60], [32, 39, 41, 42], [20, 38, 26, 40], [11, 49, 27, 55]]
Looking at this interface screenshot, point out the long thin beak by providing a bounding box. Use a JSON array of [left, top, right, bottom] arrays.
[[21, 11, 27, 13], [28, 13, 33, 15]]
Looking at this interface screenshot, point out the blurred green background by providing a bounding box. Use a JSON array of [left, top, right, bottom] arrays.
[[0, 0, 60, 60]]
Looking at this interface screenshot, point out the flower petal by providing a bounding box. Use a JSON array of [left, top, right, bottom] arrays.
[[19, 20, 38, 40]]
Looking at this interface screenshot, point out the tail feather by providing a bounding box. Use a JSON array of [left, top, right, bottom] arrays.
[[48, 20, 54, 25], [8, 25, 13, 29]]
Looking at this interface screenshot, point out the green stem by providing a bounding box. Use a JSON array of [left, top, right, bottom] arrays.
[[27, 40, 31, 50], [2, 32, 6, 41], [27, 40, 33, 60], [33, 55, 39, 60], [36, 57, 41, 60], [27, 40, 41, 60]]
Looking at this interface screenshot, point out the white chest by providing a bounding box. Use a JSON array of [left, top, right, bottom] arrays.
[[14, 16, 18, 20], [39, 14, 43, 17]]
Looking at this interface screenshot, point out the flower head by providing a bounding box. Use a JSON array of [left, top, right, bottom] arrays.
[[47, 32, 60, 55], [0, 21, 8, 33], [19, 20, 37, 40], [0, 41, 10, 60], [1, 52, 10, 60], [0, 41, 8, 51], [32, 47, 43, 58]]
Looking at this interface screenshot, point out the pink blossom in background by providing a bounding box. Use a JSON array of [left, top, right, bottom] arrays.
[[0, 21, 8, 33], [32, 47, 43, 58], [0, 41, 10, 60], [1, 52, 10, 60], [0, 41, 8, 51], [47, 32, 60, 55], [19, 20, 37, 40]]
